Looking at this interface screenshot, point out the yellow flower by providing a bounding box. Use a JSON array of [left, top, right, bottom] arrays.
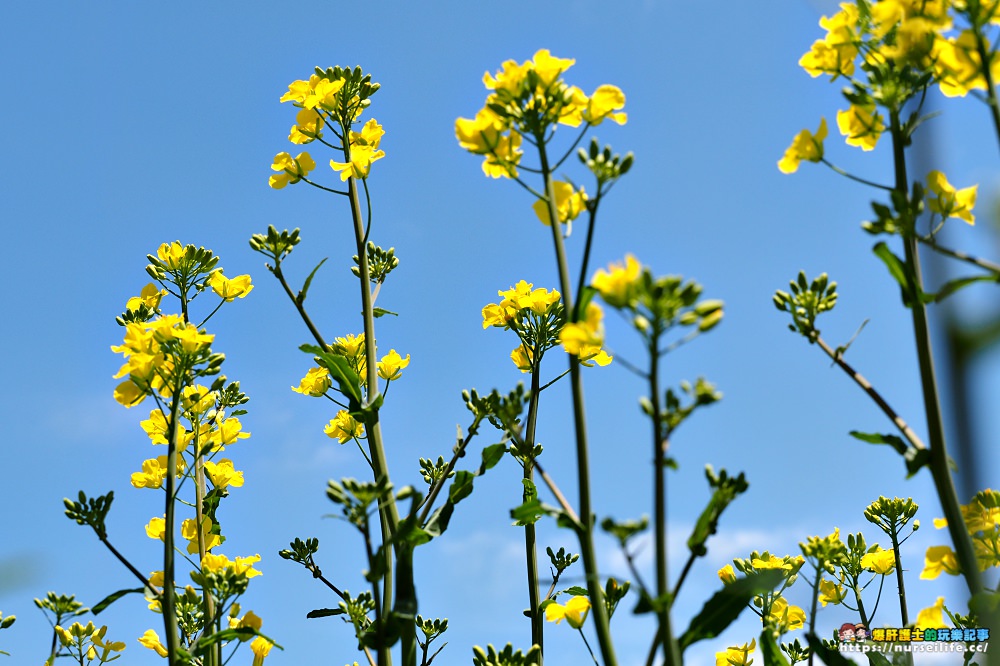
[[201, 552, 262, 578], [269, 151, 316, 189], [182, 517, 222, 554], [510, 344, 535, 373], [280, 75, 346, 110], [251, 636, 274, 666], [778, 118, 827, 174], [292, 366, 332, 397], [210, 417, 251, 451], [126, 283, 167, 312], [837, 105, 884, 151], [592, 255, 642, 308], [920, 545, 961, 579], [583, 85, 627, 125], [138, 628, 169, 657], [915, 596, 949, 628], [545, 595, 591, 629], [529, 49, 576, 87], [926, 171, 977, 225], [799, 5, 859, 79], [560, 302, 613, 367], [933, 31, 1000, 97], [204, 459, 245, 490], [131, 456, 185, 489], [208, 271, 254, 301], [533, 181, 587, 226], [483, 59, 530, 93], [289, 108, 324, 144], [330, 119, 386, 181], [768, 596, 806, 632], [860, 547, 897, 575], [716, 638, 756, 666], [377, 349, 410, 381], [718, 564, 737, 584], [182, 385, 215, 416], [157, 241, 187, 269], [325, 410, 364, 444], [145, 516, 165, 540], [455, 109, 522, 179], [818, 578, 847, 606], [229, 610, 263, 640]]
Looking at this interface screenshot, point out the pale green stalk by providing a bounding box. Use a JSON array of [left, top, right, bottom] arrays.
[[537, 143, 617, 666], [162, 388, 183, 663], [889, 110, 982, 596], [523, 361, 543, 657], [344, 147, 403, 663], [648, 333, 681, 666]]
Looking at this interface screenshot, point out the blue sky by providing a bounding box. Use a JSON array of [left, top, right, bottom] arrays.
[[1, 1, 998, 664]]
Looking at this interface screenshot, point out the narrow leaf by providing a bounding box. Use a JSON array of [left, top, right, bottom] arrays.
[[759, 629, 791, 666], [480, 443, 507, 472], [372, 307, 399, 318], [92, 588, 145, 615], [849, 431, 907, 455], [805, 633, 859, 665], [306, 608, 346, 619], [679, 570, 785, 650], [297, 257, 328, 305], [872, 242, 916, 307]]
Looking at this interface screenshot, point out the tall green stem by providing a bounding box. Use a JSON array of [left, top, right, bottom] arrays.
[[524, 365, 543, 657], [162, 389, 183, 663], [889, 110, 982, 595], [346, 167, 403, 665], [649, 333, 681, 666], [538, 143, 617, 666]]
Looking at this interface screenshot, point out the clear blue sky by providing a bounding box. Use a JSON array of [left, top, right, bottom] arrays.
[[1, 1, 998, 664]]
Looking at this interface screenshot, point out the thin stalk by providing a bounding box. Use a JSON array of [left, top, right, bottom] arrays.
[[649, 332, 681, 666], [194, 445, 220, 666], [523, 363, 544, 657], [917, 237, 1000, 276], [852, 574, 871, 628], [346, 165, 402, 666], [161, 390, 183, 663], [807, 567, 822, 666], [888, 530, 909, 628], [272, 263, 329, 351], [812, 335, 927, 452], [970, 18, 1000, 154], [889, 110, 983, 595], [537, 142, 617, 666], [573, 197, 602, 324]]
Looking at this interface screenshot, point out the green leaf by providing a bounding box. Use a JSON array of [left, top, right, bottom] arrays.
[[805, 633, 858, 665], [448, 470, 475, 504], [306, 608, 345, 619], [372, 307, 399, 318], [91, 588, 145, 615], [904, 447, 930, 478], [759, 629, 791, 666], [678, 570, 785, 650], [297, 257, 328, 305], [872, 242, 917, 307], [849, 431, 907, 455], [510, 499, 546, 526], [480, 443, 507, 472], [423, 502, 455, 538], [300, 345, 363, 409], [864, 652, 892, 666], [923, 274, 997, 304], [562, 586, 589, 597]]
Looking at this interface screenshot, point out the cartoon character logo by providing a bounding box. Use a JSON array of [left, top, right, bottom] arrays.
[[839, 623, 857, 642], [854, 624, 869, 642]]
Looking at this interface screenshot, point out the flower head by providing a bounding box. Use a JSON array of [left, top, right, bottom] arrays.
[[837, 105, 884, 151], [860, 547, 897, 575], [325, 410, 364, 444], [778, 118, 827, 174], [269, 152, 316, 189], [533, 181, 587, 226], [545, 595, 591, 629], [716, 638, 756, 666], [377, 349, 410, 381], [209, 271, 254, 301], [926, 171, 977, 225]]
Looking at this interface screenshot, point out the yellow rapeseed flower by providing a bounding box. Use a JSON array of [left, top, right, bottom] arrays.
[[837, 104, 884, 151], [778, 118, 827, 174], [926, 170, 977, 225], [545, 595, 591, 629]]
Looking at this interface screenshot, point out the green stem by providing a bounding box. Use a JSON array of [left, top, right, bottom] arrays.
[[807, 566, 822, 666], [889, 110, 983, 596], [970, 17, 1000, 153], [852, 573, 870, 628], [162, 389, 183, 664], [194, 445, 220, 666], [538, 142, 617, 666], [649, 332, 681, 666], [524, 363, 543, 659], [346, 164, 402, 665], [889, 528, 914, 666]]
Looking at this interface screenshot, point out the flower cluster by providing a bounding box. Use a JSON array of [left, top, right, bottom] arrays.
[[922, 489, 1000, 579], [291, 332, 410, 443], [269, 66, 385, 189], [455, 49, 626, 180], [111, 244, 271, 663]]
